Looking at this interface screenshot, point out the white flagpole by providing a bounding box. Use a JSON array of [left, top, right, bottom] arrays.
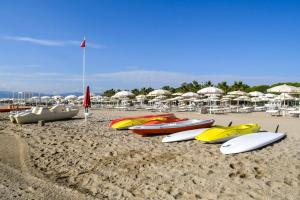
[[82, 36, 86, 96]]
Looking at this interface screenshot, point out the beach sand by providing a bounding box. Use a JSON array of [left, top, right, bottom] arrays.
[[0, 109, 299, 199]]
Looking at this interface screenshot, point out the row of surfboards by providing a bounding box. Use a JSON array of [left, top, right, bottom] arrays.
[[109, 113, 285, 154]]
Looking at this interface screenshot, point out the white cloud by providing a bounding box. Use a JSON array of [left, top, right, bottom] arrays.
[[3, 36, 104, 49]]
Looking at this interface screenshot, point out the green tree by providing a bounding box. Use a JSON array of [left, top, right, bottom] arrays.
[[162, 86, 175, 93], [131, 88, 140, 96], [231, 81, 249, 91], [217, 81, 230, 94], [103, 89, 116, 97], [203, 81, 213, 87]]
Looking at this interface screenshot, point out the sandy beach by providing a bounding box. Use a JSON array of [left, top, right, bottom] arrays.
[[0, 109, 299, 199]]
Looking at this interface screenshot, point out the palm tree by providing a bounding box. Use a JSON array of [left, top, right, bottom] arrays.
[[231, 81, 249, 91], [131, 88, 140, 96], [103, 89, 116, 97], [217, 81, 229, 94], [203, 81, 213, 87]]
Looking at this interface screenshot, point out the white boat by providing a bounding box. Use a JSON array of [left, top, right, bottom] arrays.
[[14, 105, 79, 124], [9, 109, 33, 123]]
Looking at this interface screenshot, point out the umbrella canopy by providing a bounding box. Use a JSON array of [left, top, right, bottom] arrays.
[[222, 94, 235, 98], [83, 86, 91, 108], [31, 96, 40, 100], [41, 96, 50, 100], [172, 92, 183, 96], [275, 93, 295, 100], [155, 95, 167, 100], [114, 90, 134, 98], [221, 97, 231, 101], [251, 97, 262, 102], [65, 95, 77, 100], [197, 87, 224, 94], [182, 92, 200, 98], [148, 89, 171, 97], [249, 91, 264, 97], [234, 95, 251, 101], [136, 95, 147, 100], [267, 84, 300, 94], [228, 90, 247, 96], [265, 93, 277, 98], [52, 95, 63, 100]]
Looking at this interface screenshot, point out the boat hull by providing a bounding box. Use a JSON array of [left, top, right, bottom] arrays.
[[0, 105, 31, 113], [14, 107, 79, 124], [109, 113, 175, 127], [129, 119, 214, 135]]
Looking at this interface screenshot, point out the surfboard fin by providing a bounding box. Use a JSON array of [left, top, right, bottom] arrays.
[[275, 124, 279, 133]]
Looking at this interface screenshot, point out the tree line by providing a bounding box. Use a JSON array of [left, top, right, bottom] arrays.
[[103, 81, 300, 97]]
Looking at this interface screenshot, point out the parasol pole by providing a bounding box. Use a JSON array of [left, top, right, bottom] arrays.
[[82, 36, 86, 96]]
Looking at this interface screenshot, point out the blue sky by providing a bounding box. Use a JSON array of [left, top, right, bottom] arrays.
[[0, 0, 299, 93]]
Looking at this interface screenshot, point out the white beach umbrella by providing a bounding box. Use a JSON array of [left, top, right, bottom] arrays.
[[52, 95, 63, 100], [172, 92, 183, 96], [31, 96, 40, 100], [234, 95, 250, 101], [265, 93, 277, 98], [173, 96, 183, 100], [260, 97, 269, 101], [65, 95, 77, 100], [267, 84, 300, 94], [249, 91, 264, 97], [95, 95, 102, 100], [136, 95, 147, 100], [41, 96, 50, 99], [197, 87, 224, 94], [222, 94, 235, 98], [275, 93, 294, 100], [148, 89, 171, 97], [221, 97, 231, 101], [114, 90, 134, 98], [155, 95, 167, 100], [102, 96, 110, 100], [182, 92, 200, 98], [77, 95, 84, 100], [251, 97, 262, 102], [228, 90, 247, 96]]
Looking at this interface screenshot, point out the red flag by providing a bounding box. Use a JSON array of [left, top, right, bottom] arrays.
[[80, 38, 86, 48], [83, 86, 91, 108]]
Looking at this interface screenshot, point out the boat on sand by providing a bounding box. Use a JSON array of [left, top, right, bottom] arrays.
[[129, 119, 214, 135], [0, 105, 31, 112], [110, 113, 176, 129], [12, 105, 79, 124]]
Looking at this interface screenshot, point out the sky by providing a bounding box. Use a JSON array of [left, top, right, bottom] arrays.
[[0, 0, 299, 94]]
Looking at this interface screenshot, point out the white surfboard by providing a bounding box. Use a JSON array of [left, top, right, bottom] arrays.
[[162, 128, 208, 143], [220, 132, 285, 154]]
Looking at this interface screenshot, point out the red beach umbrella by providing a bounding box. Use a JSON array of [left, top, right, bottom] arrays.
[[83, 86, 91, 109]]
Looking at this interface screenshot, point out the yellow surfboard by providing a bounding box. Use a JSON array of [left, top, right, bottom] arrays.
[[195, 123, 260, 143]]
